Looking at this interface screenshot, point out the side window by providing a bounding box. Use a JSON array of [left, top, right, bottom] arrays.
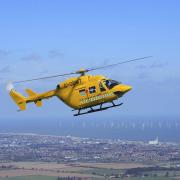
[[89, 86, 96, 94], [79, 89, 86, 96], [99, 82, 106, 92]]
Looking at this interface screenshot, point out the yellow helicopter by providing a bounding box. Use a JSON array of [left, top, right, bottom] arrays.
[[9, 56, 151, 116]]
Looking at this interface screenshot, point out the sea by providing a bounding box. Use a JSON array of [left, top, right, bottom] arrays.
[[0, 116, 180, 143]]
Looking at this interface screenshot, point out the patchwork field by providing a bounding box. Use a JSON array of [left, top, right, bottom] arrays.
[[1, 176, 57, 180], [0, 162, 148, 179], [0, 175, 179, 180], [0, 162, 178, 180]]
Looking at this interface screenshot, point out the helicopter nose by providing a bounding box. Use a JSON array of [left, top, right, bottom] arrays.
[[119, 84, 132, 93], [113, 84, 132, 97]]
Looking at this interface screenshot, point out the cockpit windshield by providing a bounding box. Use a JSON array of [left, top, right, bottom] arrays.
[[104, 80, 120, 89]]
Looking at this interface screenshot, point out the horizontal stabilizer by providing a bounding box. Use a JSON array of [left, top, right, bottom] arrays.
[[26, 89, 43, 107], [35, 100, 42, 107], [25, 89, 37, 96]]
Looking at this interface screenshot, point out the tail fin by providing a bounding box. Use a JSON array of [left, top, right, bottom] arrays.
[[25, 89, 42, 107], [9, 90, 27, 111]]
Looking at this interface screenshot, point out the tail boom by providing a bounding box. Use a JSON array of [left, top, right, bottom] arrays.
[[9, 89, 56, 111]]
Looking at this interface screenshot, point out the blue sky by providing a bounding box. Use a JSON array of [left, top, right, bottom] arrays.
[[0, 0, 180, 120]]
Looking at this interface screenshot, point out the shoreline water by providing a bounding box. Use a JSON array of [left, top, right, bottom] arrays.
[[0, 117, 180, 142]]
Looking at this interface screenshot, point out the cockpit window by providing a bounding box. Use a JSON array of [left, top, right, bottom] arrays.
[[99, 82, 106, 92], [104, 80, 120, 89]]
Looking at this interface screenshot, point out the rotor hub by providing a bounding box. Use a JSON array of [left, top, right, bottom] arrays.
[[76, 68, 88, 76]]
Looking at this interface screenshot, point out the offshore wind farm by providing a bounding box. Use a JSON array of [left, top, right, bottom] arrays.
[[0, 117, 180, 142]]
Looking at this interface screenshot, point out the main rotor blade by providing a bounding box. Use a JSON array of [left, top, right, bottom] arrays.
[[13, 72, 76, 84], [87, 56, 152, 72], [13, 56, 152, 84]]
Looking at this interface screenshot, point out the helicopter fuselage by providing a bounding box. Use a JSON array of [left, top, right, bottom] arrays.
[[9, 74, 132, 113], [55, 75, 132, 109]]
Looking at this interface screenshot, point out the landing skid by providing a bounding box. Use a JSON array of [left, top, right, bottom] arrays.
[[74, 102, 123, 116]]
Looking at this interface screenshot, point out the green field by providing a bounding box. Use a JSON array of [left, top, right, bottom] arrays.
[[120, 178, 175, 180], [1, 176, 177, 180], [1, 175, 58, 180], [0, 162, 179, 180]]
